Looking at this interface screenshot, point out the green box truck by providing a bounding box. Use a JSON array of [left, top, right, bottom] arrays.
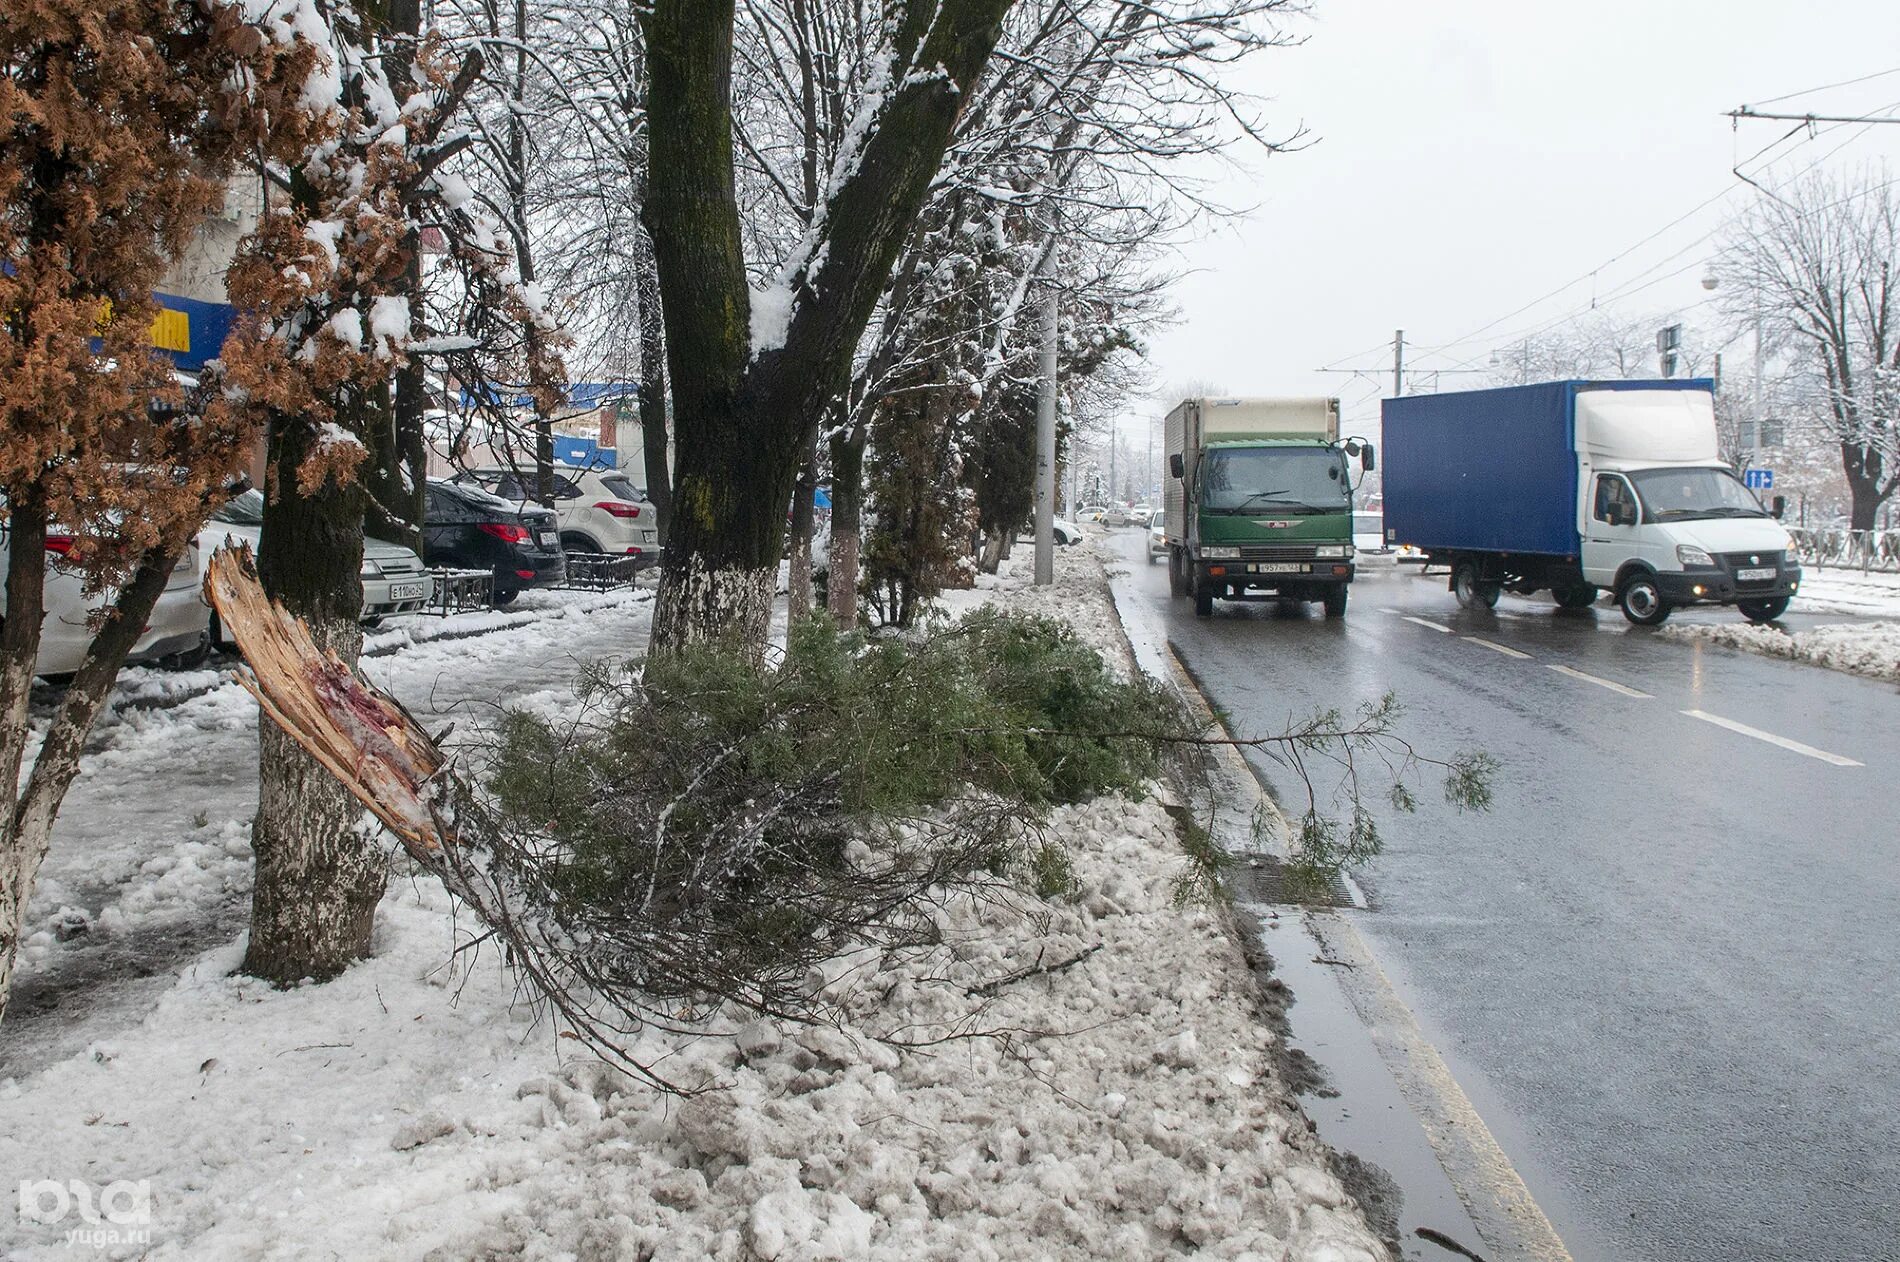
[[1162, 396, 1374, 618]]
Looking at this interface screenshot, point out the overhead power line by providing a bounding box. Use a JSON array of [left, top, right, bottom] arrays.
[[1747, 65, 1900, 109]]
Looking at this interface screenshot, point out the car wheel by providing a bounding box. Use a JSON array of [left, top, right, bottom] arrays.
[[159, 633, 213, 671], [1554, 584, 1599, 609], [561, 531, 600, 554], [492, 588, 519, 608], [1618, 574, 1670, 626], [1453, 562, 1500, 610], [1323, 586, 1348, 618], [1738, 597, 1790, 623]]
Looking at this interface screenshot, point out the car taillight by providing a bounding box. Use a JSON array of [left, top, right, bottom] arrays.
[[478, 522, 530, 543], [595, 501, 641, 519]]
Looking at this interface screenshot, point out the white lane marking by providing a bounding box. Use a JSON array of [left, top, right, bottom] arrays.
[[1402, 616, 1456, 634], [1546, 664, 1652, 698], [1681, 709, 1864, 767], [1464, 636, 1532, 660]]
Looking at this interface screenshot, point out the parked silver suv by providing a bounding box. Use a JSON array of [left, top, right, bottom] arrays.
[[455, 465, 659, 565]]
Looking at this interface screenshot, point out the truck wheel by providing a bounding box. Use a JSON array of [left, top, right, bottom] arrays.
[[1453, 562, 1499, 610], [1617, 575, 1670, 626], [1323, 586, 1348, 618], [1193, 581, 1214, 617], [1168, 548, 1188, 599], [1554, 584, 1599, 610], [1738, 597, 1790, 623]]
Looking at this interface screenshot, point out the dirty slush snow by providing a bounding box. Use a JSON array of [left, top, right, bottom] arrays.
[[1660, 617, 1900, 685], [0, 546, 1385, 1261]]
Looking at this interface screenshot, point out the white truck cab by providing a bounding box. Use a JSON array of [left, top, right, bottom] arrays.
[[1574, 388, 1799, 625]]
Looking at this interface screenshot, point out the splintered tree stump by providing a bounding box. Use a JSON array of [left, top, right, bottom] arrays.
[[205, 545, 450, 857]]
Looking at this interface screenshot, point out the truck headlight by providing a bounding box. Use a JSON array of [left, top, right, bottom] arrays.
[[1315, 545, 1354, 559], [1676, 545, 1716, 568], [1202, 546, 1241, 559]]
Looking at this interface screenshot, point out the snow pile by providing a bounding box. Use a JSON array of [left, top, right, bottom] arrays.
[[1792, 567, 1900, 618], [0, 796, 1382, 1261], [1661, 619, 1900, 684]]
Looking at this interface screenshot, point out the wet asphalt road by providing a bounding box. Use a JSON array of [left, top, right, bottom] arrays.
[[1106, 532, 1899, 1262]]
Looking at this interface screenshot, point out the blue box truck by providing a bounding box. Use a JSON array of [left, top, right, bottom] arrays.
[[1381, 380, 1800, 625]]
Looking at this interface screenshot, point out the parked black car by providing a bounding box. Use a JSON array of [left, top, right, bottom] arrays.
[[423, 478, 566, 605]]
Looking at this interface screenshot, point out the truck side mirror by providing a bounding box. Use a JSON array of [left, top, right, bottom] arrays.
[[1169, 453, 1184, 479], [1771, 494, 1786, 519], [1361, 445, 1376, 473]]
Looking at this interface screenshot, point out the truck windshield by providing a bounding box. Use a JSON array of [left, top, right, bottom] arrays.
[[1627, 467, 1769, 521], [1201, 448, 1349, 514]]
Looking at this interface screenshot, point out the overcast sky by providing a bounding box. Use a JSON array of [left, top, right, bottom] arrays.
[[1133, 0, 1900, 450]]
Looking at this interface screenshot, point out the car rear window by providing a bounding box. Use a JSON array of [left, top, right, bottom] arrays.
[[599, 474, 643, 502]]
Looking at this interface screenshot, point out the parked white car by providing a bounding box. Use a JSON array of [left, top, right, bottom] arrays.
[[1, 520, 210, 681], [198, 490, 434, 642], [454, 465, 658, 564]]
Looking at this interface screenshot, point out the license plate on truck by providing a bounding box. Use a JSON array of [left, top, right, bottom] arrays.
[[387, 581, 426, 600], [1736, 566, 1776, 582], [1251, 562, 1306, 574]]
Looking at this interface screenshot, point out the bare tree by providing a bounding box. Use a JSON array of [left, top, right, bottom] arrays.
[[1719, 168, 1900, 530]]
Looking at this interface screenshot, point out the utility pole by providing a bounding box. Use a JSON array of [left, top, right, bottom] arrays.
[[1751, 295, 1764, 464], [1033, 239, 1058, 586], [1392, 329, 1405, 397]]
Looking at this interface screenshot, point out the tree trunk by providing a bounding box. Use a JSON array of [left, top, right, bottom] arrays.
[[787, 425, 821, 618], [635, 226, 673, 542], [1844, 440, 1886, 531], [979, 528, 1006, 574], [639, 0, 1012, 655], [826, 426, 865, 628], [1, 523, 181, 1026], [244, 407, 384, 985]]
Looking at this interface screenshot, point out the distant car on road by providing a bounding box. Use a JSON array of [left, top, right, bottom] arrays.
[[424, 479, 566, 605], [1104, 505, 1130, 527], [197, 490, 434, 642], [1147, 515, 1167, 564], [453, 465, 659, 566], [1075, 504, 1107, 524]]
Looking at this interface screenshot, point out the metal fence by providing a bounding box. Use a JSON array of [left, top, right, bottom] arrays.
[[424, 567, 495, 615], [1786, 528, 1900, 572], [559, 552, 644, 590]]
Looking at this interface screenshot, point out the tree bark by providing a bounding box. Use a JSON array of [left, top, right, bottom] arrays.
[[826, 426, 866, 627], [634, 225, 673, 541], [245, 406, 384, 985], [786, 424, 821, 618]]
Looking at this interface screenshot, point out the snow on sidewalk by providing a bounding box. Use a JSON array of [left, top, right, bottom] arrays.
[[1, 548, 1387, 1261], [1791, 566, 1900, 618], [1660, 619, 1900, 685]]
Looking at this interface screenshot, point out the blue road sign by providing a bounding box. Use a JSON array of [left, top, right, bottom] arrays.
[[1745, 468, 1774, 490]]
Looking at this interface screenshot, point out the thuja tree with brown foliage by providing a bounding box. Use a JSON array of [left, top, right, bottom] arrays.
[[638, 0, 1014, 656], [0, 0, 287, 1024]]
